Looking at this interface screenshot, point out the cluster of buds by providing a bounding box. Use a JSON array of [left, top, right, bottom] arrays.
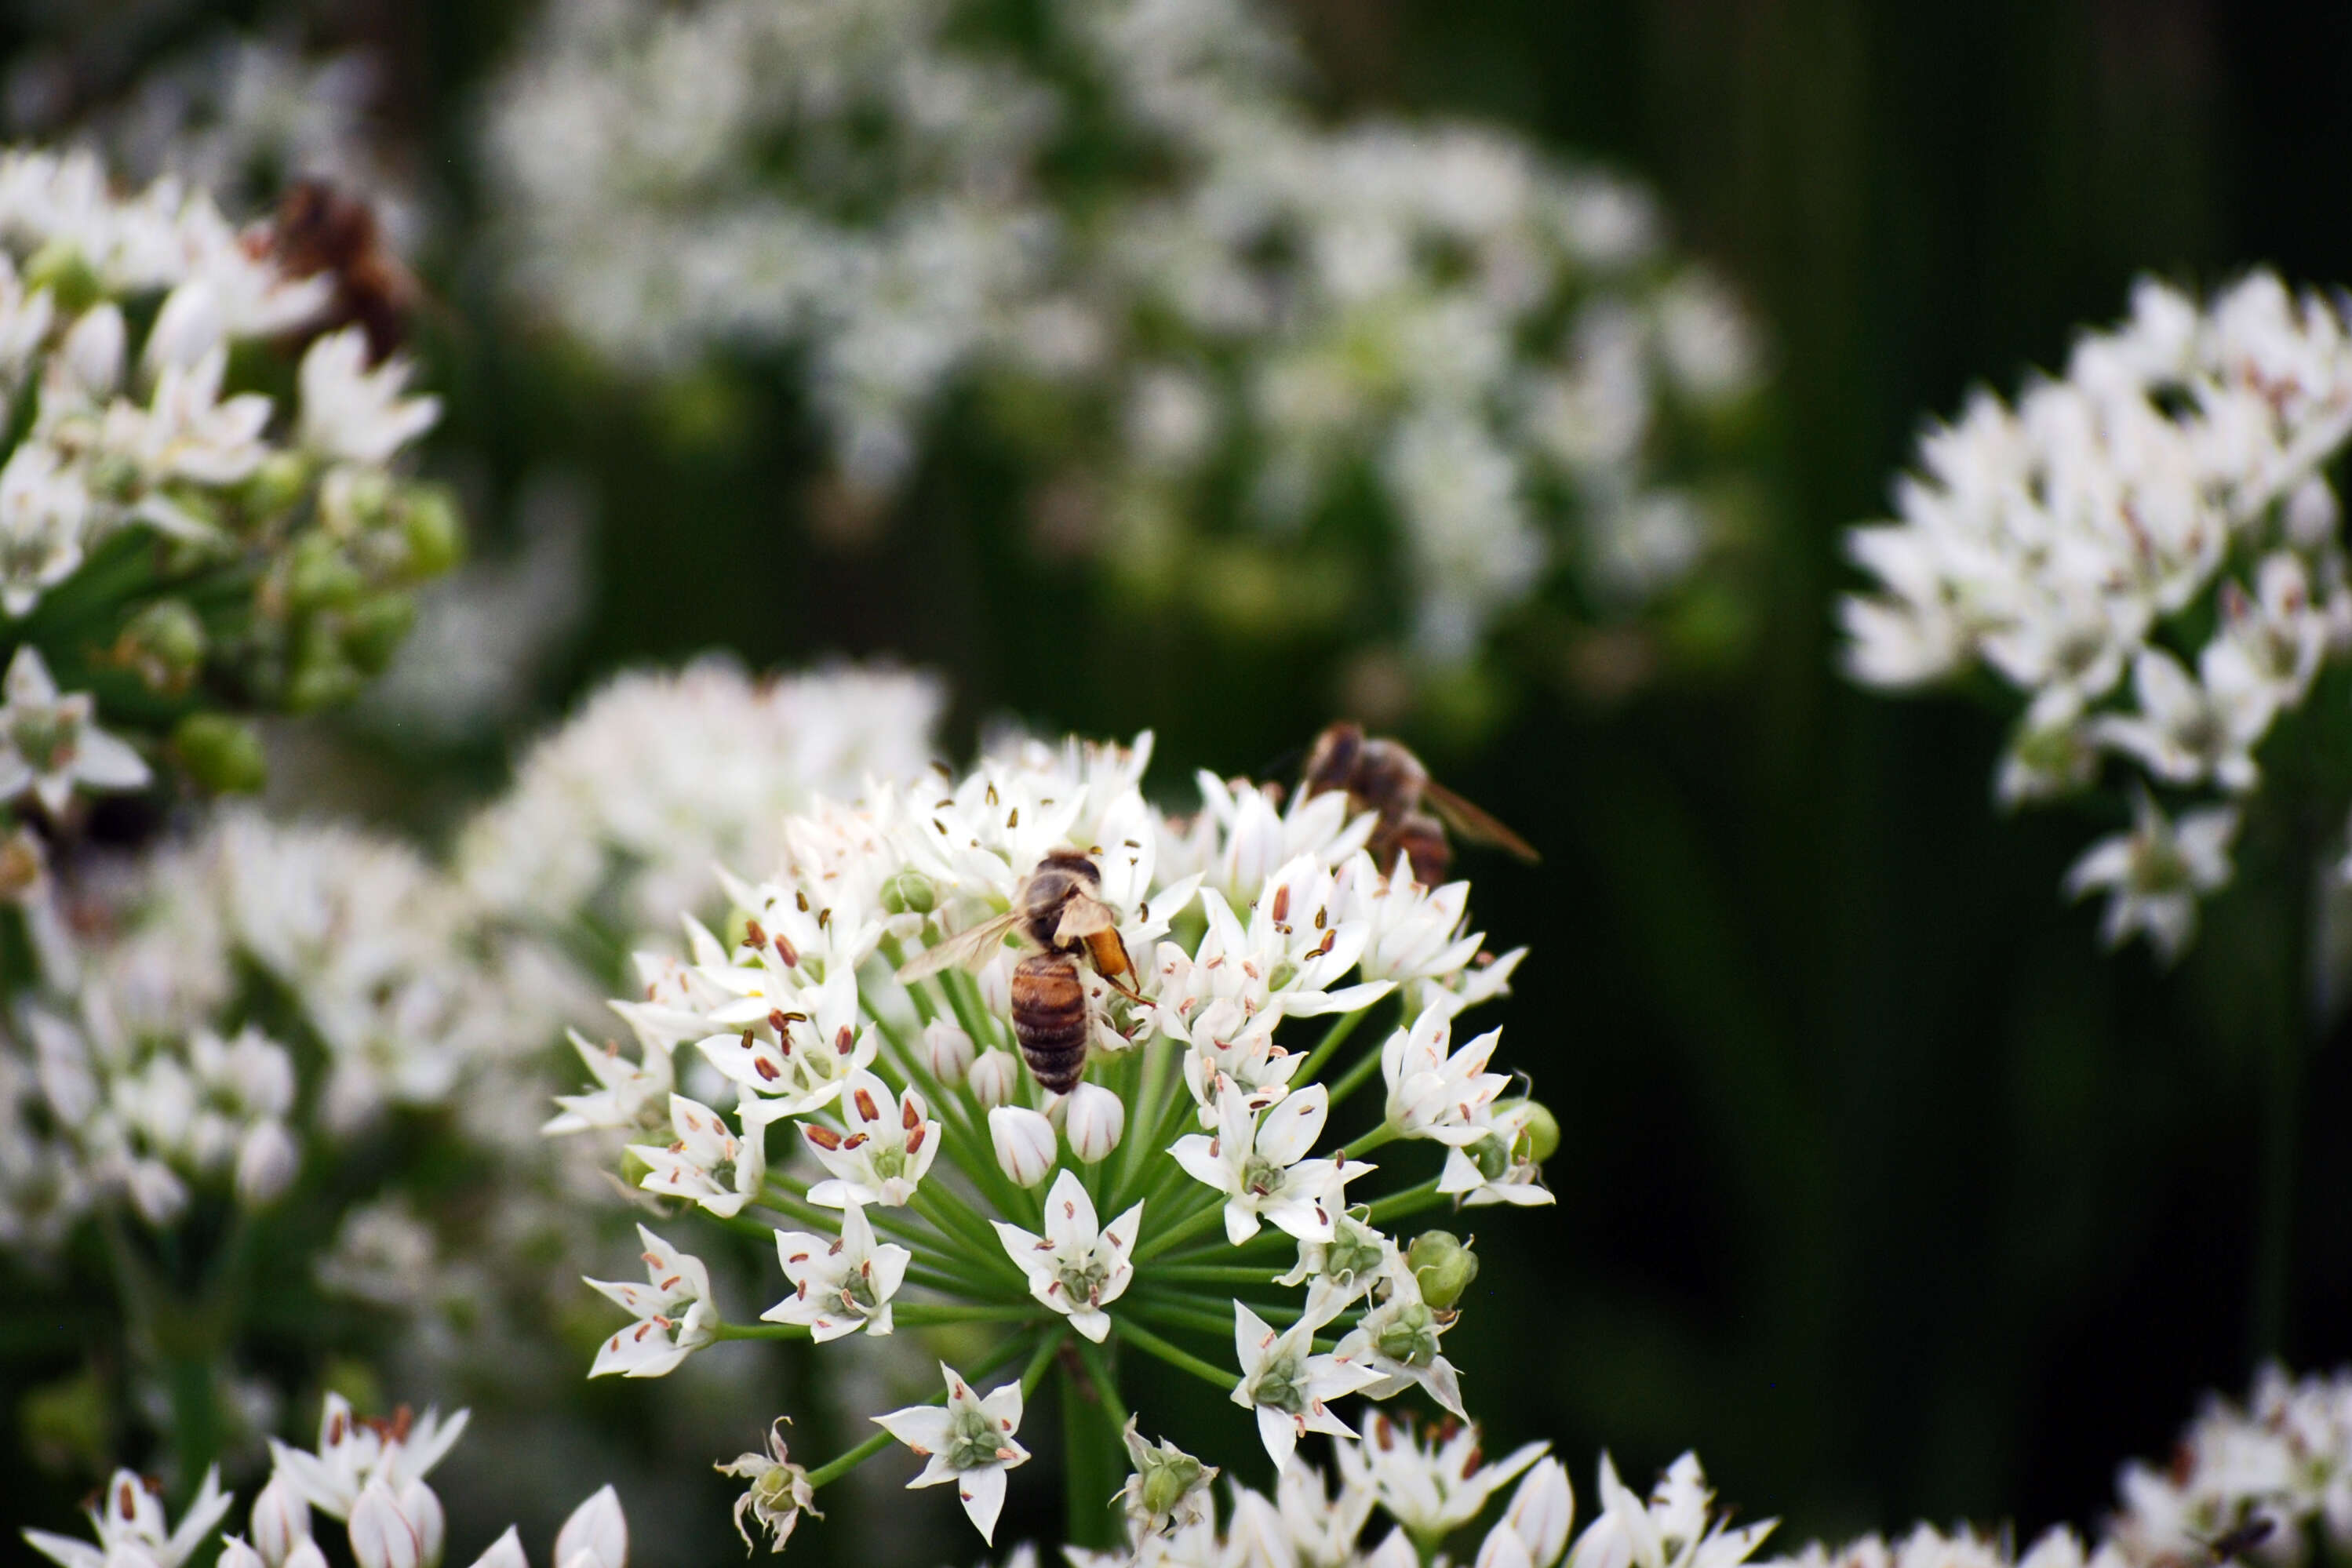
[[0, 144, 457, 810], [20, 1395, 624, 1568]]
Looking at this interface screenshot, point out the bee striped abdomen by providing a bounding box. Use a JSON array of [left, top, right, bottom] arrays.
[[1010, 952, 1090, 1094]]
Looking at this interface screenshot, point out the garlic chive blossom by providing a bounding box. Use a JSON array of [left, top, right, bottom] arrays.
[[549, 729, 1561, 1545]]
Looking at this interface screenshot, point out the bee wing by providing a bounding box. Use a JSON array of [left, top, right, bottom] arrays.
[[1054, 894, 1118, 944], [894, 909, 1023, 982], [1420, 780, 1542, 863]]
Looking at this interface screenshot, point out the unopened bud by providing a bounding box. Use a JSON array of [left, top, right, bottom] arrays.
[[465, 1527, 527, 1568], [398, 484, 466, 580], [235, 1120, 300, 1207], [242, 453, 311, 522], [977, 953, 1012, 1017], [287, 534, 364, 612], [286, 622, 360, 712], [348, 1481, 422, 1568], [2288, 475, 2342, 551], [988, 1106, 1057, 1188], [552, 1485, 627, 1568], [1495, 1098, 1559, 1162], [219, 1539, 266, 1568], [923, 1020, 974, 1086], [396, 1480, 444, 1568], [968, 1049, 1019, 1109], [340, 593, 417, 676], [286, 1537, 329, 1568], [1063, 1082, 1124, 1164], [173, 713, 268, 795], [250, 1475, 311, 1568], [145, 280, 223, 372], [1407, 1230, 1479, 1309], [880, 870, 936, 915], [1500, 1459, 1575, 1568], [25, 239, 100, 314], [116, 598, 206, 693]]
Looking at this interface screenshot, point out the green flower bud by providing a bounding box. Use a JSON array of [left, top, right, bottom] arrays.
[[287, 534, 365, 611], [241, 453, 312, 523], [286, 622, 361, 712], [172, 714, 267, 795], [879, 869, 936, 915], [1406, 1230, 1480, 1309], [1495, 1097, 1560, 1163], [24, 241, 99, 314], [116, 598, 206, 693], [398, 484, 466, 580], [618, 1145, 656, 1189], [339, 592, 417, 675]]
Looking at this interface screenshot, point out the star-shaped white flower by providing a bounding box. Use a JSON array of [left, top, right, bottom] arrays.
[[1339, 1410, 1546, 1538], [24, 1467, 234, 1568], [1230, 1286, 1383, 1468], [1565, 1453, 1773, 1568], [264, 1394, 468, 1519], [1171, 1081, 1369, 1245], [2066, 790, 2238, 963], [298, 328, 441, 465], [873, 1361, 1032, 1544], [1381, 1006, 1509, 1146], [584, 1224, 719, 1377], [763, 1199, 909, 1341], [1437, 1101, 1556, 1209], [1476, 1458, 1576, 1568], [803, 1071, 939, 1208], [0, 647, 149, 814], [990, 1168, 1141, 1342], [544, 1021, 676, 1136], [629, 1094, 765, 1217]]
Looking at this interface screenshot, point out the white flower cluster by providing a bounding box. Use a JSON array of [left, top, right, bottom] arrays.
[[22, 1394, 625, 1568], [1065, 1437, 1764, 1568], [0, 807, 577, 1246], [555, 727, 1558, 1544], [1839, 272, 2352, 960], [2106, 1363, 2352, 1564], [459, 659, 945, 938], [0, 142, 457, 809], [484, 0, 1757, 686], [1771, 1363, 2352, 1568]]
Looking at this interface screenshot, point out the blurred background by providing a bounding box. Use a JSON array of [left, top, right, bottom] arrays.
[[5, 0, 2352, 1560]]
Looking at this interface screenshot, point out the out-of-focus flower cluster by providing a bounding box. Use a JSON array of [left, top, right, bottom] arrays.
[[0, 656, 944, 1470], [0, 144, 455, 805], [1840, 273, 2352, 959], [24, 1392, 628, 1568], [485, 0, 1760, 714], [1774, 1363, 2352, 1568]]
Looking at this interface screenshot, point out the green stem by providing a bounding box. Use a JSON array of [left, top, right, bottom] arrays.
[[1121, 1297, 1243, 1337], [1327, 1039, 1389, 1108], [895, 1303, 1043, 1326], [1150, 1263, 1293, 1286], [715, 1322, 810, 1341], [1134, 1197, 1232, 1263], [1296, 1006, 1377, 1085], [1070, 1337, 1130, 1429], [1341, 1124, 1397, 1159], [1062, 1346, 1123, 1548], [1367, 1177, 1447, 1224], [1111, 1317, 1233, 1392]]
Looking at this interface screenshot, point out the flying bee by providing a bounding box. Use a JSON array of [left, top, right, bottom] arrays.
[[894, 850, 1142, 1094], [271, 179, 419, 362], [1301, 722, 1539, 882]]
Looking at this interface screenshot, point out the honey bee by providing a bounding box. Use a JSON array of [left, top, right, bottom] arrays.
[[1302, 722, 1539, 882], [271, 180, 419, 362], [2199, 1521, 2275, 1566], [894, 851, 1142, 1094]]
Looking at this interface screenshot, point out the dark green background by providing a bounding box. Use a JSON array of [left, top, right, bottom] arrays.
[[10, 0, 2352, 1558]]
